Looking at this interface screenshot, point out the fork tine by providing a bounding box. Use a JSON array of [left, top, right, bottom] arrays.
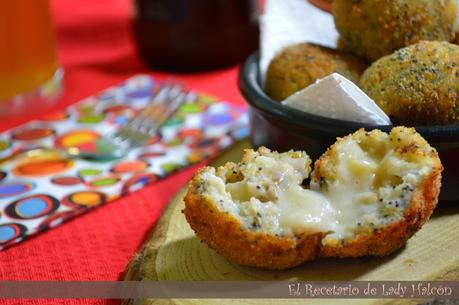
[[137, 84, 183, 125], [127, 83, 183, 131], [113, 82, 187, 147], [142, 89, 188, 132], [161, 91, 190, 120]]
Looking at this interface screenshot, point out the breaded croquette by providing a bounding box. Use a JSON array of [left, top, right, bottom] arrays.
[[265, 43, 367, 101], [360, 41, 459, 124], [183, 127, 442, 269], [333, 0, 457, 61]]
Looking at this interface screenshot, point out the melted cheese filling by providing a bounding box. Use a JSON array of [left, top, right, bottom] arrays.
[[203, 140, 429, 240], [321, 140, 379, 239], [221, 152, 336, 235], [277, 186, 336, 235]]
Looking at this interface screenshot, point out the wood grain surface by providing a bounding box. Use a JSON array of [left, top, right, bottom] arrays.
[[123, 140, 459, 305]]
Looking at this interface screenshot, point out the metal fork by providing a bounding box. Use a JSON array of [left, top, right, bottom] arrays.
[[0, 83, 188, 164], [113, 84, 184, 147], [67, 83, 188, 161]]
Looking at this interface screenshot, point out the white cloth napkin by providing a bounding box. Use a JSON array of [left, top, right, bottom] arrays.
[[282, 74, 391, 125], [259, 0, 338, 84]]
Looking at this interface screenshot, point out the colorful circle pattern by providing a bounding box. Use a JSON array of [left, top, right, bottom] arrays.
[[125, 76, 153, 99], [78, 168, 102, 178], [5, 194, 59, 220], [0, 182, 35, 199], [0, 223, 27, 245], [0, 76, 246, 249], [163, 117, 183, 127], [122, 173, 158, 195], [179, 103, 203, 114], [111, 161, 148, 174], [161, 163, 181, 174], [204, 104, 243, 126], [188, 137, 220, 150], [12, 128, 55, 141], [51, 176, 82, 186], [163, 138, 183, 147], [205, 113, 233, 126], [40, 111, 69, 122], [62, 191, 107, 208], [78, 113, 105, 124], [145, 135, 161, 146], [13, 158, 74, 177], [87, 176, 120, 187], [178, 128, 202, 139], [55, 130, 100, 149], [138, 152, 165, 159], [0, 139, 10, 152], [103, 105, 130, 114]]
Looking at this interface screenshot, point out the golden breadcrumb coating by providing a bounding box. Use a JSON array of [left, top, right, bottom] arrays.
[[311, 127, 443, 257], [183, 127, 442, 269], [266, 43, 367, 101], [360, 41, 459, 124], [333, 0, 457, 61]]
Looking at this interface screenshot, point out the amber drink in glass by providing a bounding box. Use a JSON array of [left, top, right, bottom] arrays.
[[0, 0, 62, 116]]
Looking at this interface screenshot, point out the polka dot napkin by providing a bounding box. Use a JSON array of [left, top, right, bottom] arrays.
[[0, 75, 248, 250]]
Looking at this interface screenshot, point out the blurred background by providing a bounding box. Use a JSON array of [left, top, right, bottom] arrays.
[[0, 0, 260, 289], [0, 0, 260, 130]]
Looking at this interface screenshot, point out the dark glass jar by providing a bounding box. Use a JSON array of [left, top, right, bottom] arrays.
[[133, 0, 259, 72]]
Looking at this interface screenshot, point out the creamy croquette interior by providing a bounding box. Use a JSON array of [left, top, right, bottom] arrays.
[[198, 128, 437, 243]]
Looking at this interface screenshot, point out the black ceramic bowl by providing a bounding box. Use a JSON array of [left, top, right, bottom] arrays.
[[239, 51, 459, 202]]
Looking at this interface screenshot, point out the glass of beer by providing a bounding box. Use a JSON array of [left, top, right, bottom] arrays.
[[0, 0, 63, 116]]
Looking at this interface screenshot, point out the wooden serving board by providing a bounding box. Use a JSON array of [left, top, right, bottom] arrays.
[[123, 140, 459, 305]]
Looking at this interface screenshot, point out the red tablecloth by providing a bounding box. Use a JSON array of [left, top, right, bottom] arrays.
[[0, 0, 246, 304]]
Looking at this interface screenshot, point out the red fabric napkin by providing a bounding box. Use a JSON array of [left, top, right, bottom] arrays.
[[0, 0, 245, 304]]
